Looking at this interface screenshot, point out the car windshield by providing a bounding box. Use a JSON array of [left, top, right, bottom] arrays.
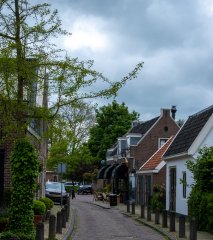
[[46, 182, 65, 191]]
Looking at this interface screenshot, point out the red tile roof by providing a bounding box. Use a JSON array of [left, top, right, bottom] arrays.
[[140, 135, 175, 172]]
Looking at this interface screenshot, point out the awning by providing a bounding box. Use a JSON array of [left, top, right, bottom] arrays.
[[103, 164, 118, 179], [112, 163, 128, 179], [97, 165, 110, 179]]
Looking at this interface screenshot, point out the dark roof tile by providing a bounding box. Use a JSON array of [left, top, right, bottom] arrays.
[[164, 105, 213, 157], [129, 116, 159, 134]]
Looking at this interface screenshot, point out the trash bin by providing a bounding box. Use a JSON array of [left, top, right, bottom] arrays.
[[109, 194, 117, 206]]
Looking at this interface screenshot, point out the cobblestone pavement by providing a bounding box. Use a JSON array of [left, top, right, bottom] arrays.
[[70, 194, 165, 240]]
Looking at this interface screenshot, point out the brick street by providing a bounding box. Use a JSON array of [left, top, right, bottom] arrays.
[[70, 194, 165, 240]]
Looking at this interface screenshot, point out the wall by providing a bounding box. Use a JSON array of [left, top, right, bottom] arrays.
[[133, 110, 179, 171], [166, 156, 193, 215]]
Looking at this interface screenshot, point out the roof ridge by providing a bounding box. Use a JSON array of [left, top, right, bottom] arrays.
[[189, 105, 213, 118]]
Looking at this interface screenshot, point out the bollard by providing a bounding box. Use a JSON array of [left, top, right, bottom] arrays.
[[65, 204, 69, 222], [35, 222, 44, 240], [147, 205, 151, 221], [169, 211, 176, 232], [46, 210, 51, 221], [162, 210, 168, 228], [127, 201, 130, 213], [61, 208, 66, 228], [155, 209, 160, 224], [131, 201, 135, 215], [190, 218, 197, 240], [179, 215, 185, 238], [49, 215, 56, 240], [141, 203, 145, 219], [56, 211, 62, 234]]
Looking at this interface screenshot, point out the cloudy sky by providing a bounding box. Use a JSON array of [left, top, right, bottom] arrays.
[[44, 0, 213, 121]]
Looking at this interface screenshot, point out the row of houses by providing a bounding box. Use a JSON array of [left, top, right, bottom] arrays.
[[97, 105, 213, 216]]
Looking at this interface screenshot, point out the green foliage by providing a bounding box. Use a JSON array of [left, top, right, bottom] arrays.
[[103, 184, 111, 193], [0, 0, 143, 143], [65, 185, 79, 193], [8, 139, 39, 238], [39, 197, 54, 211], [33, 200, 46, 215], [88, 100, 140, 160], [0, 231, 35, 240], [151, 185, 166, 212], [187, 146, 213, 233]]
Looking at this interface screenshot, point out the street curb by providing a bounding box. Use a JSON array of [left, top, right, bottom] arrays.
[[89, 201, 111, 209], [63, 207, 77, 240], [121, 211, 177, 240]]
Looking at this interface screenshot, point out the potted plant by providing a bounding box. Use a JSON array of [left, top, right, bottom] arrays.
[[39, 197, 54, 220], [33, 200, 46, 226]]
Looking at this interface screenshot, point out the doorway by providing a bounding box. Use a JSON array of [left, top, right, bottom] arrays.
[[169, 167, 176, 211]]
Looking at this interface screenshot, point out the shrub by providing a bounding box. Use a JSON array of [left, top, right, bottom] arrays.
[[187, 146, 213, 233], [151, 184, 166, 212], [33, 200, 46, 215], [0, 231, 35, 240], [8, 139, 39, 239], [39, 197, 54, 211]]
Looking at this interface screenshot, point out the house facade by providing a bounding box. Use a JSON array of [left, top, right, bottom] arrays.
[[164, 105, 213, 216], [0, 65, 48, 205], [101, 107, 180, 204], [138, 135, 175, 205]]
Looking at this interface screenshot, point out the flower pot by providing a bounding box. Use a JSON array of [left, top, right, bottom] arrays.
[[34, 214, 43, 226]]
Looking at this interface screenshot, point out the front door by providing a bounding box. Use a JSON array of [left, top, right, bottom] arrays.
[[169, 167, 176, 211], [145, 175, 151, 206]]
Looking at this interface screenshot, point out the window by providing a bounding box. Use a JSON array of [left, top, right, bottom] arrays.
[[182, 171, 186, 198], [159, 138, 168, 148]]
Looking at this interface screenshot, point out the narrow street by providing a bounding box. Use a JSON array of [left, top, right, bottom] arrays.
[[70, 195, 165, 240]]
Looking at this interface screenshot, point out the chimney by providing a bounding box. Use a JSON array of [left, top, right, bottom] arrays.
[[171, 106, 177, 120], [132, 120, 140, 128]]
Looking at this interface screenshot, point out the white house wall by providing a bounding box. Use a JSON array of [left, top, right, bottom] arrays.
[[193, 127, 213, 158], [166, 126, 213, 216], [166, 156, 194, 215]]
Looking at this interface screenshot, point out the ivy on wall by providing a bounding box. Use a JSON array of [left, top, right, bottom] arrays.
[[8, 138, 39, 239]]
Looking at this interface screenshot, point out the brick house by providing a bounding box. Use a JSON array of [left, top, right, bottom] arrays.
[[101, 107, 180, 204], [164, 105, 213, 215], [0, 65, 48, 205], [138, 135, 175, 205]]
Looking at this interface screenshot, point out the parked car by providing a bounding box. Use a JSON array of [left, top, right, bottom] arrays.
[[77, 185, 93, 194], [45, 181, 68, 205]]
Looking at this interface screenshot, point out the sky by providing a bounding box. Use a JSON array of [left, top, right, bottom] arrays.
[[44, 0, 213, 121]]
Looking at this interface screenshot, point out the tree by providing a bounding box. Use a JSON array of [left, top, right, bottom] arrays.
[[0, 0, 143, 141], [47, 101, 96, 173], [88, 100, 140, 161], [0, 0, 143, 235]]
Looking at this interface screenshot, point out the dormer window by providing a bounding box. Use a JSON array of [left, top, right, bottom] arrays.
[[118, 138, 127, 155]]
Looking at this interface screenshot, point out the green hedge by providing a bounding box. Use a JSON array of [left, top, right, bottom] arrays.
[[187, 146, 213, 233], [8, 139, 39, 239]]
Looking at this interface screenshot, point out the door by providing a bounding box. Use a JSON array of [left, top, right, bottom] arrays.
[[145, 175, 151, 206], [138, 176, 143, 205], [169, 167, 176, 211]]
